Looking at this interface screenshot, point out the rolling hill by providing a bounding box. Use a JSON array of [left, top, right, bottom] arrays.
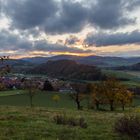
[[28, 60, 105, 80], [0, 59, 35, 73]]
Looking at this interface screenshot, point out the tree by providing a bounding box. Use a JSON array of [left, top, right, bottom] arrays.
[[104, 77, 133, 111], [116, 85, 133, 111], [88, 77, 133, 111], [43, 80, 53, 91], [0, 56, 10, 76], [23, 79, 39, 107], [103, 77, 120, 111], [88, 83, 106, 110], [70, 83, 86, 110], [0, 56, 10, 91]]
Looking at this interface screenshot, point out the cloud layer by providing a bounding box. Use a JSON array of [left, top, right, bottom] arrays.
[[84, 30, 140, 47], [0, 29, 91, 56], [3, 0, 137, 33], [0, 0, 140, 57]]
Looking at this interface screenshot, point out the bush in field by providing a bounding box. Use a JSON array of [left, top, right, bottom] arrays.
[[0, 83, 6, 91], [57, 129, 78, 140], [53, 114, 87, 128], [52, 95, 60, 104], [114, 115, 140, 139]]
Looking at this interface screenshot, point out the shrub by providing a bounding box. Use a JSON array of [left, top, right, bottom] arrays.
[[53, 114, 66, 125], [53, 114, 87, 128], [114, 115, 140, 140], [57, 129, 78, 140], [79, 117, 88, 128], [52, 95, 60, 103], [67, 117, 78, 126]]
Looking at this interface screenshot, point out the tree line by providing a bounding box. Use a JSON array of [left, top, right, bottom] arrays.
[[70, 77, 133, 111]]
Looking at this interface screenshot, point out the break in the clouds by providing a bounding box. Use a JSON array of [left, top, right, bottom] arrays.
[[84, 30, 140, 47], [0, 0, 140, 57], [65, 36, 80, 45], [0, 29, 91, 56]]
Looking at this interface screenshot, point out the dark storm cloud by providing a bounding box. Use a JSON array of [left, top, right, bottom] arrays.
[[5, 0, 58, 29], [88, 0, 135, 29], [3, 0, 137, 34], [0, 30, 32, 51], [84, 30, 140, 47], [44, 0, 88, 34]]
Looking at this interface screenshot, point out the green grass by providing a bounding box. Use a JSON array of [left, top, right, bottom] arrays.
[[0, 90, 140, 139], [0, 90, 139, 109], [0, 106, 138, 140], [125, 71, 140, 78], [0, 90, 25, 97], [0, 91, 77, 108], [103, 70, 140, 88]]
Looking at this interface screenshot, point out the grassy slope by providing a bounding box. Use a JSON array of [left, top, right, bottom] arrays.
[[0, 106, 138, 140], [103, 70, 140, 87], [0, 91, 140, 139]]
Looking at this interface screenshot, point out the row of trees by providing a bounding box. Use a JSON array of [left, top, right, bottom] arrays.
[[71, 77, 133, 111]]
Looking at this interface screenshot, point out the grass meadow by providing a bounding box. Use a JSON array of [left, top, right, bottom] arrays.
[[1, 105, 140, 140], [0, 87, 140, 139]]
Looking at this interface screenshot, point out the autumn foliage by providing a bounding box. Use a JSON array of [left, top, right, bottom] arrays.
[[88, 77, 133, 111]]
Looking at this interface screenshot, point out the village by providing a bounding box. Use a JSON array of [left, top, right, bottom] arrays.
[[0, 74, 74, 93]]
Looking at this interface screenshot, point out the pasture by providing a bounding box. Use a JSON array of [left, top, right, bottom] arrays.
[[0, 90, 140, 139], [0, 106, 139, 140], [0, 90, 76, 108], [0, 90, 140, 109]]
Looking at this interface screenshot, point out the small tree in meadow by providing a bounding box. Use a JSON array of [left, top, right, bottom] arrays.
[[88, 82, 106, 110], [23, 79, 39, 107], [70, 83, 86, 110], [116, 85, 133, 111], [52, 94, 60, 105]]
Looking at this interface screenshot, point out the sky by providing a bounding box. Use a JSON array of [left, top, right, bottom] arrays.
[[0, 0, 140, 58]]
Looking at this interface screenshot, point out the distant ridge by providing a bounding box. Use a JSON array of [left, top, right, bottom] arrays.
[[21, 55, 140, 67], [114, 62, 140, 71]]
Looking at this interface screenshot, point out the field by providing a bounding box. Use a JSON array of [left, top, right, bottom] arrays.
[[0, 90, 140, 140], [0, 90, 76, 108], [103, 70, 140, 87], [1, 106, 140, 140], [0, 90, 140, 108]]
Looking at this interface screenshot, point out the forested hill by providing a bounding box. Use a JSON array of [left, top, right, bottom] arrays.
[[28, 60, 105, 81]]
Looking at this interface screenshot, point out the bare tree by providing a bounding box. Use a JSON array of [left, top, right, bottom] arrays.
[[70, 83, 86, 110], [23, 79, 39, 107]]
